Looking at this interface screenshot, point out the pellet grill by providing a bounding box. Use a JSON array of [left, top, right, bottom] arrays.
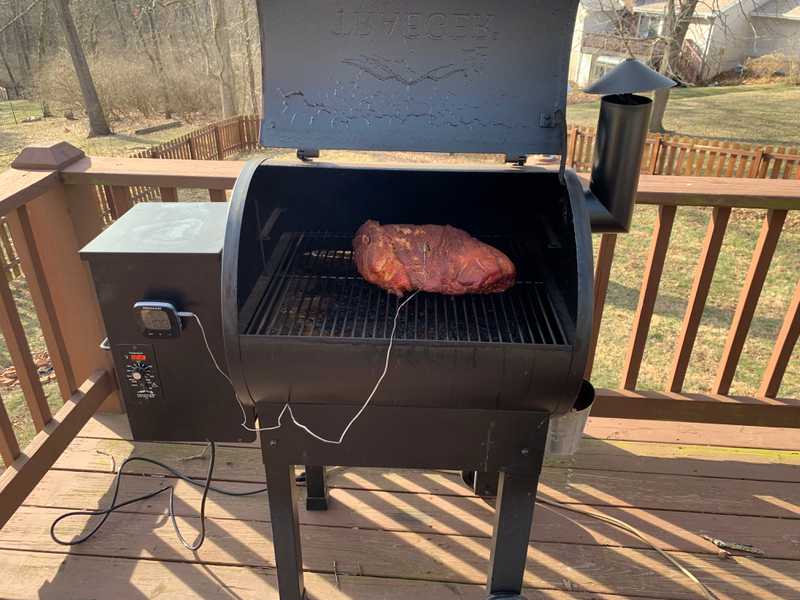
[[81, 1, 674, 598]]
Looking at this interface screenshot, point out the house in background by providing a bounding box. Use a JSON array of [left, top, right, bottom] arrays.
[[569, 0, 800, 87]]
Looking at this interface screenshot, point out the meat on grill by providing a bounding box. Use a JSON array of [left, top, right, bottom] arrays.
[[353, 220, 516, 296]]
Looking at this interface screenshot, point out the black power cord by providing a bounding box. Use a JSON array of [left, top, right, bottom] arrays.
[[49, 441, 268, 550]]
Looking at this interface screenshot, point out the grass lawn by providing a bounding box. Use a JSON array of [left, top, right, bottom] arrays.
[[0, 99, 43, 126], [590, 207, 799, 398], [0, 279, 62, 451], [568, 83, 800, 147], [0, 100, 211, 171]]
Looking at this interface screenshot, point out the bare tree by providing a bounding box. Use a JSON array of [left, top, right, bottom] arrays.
[[130, 0, 173, 116], [239, 0, 259, 114], [0, 43, 20, 98], [185, 1, 214, 76], [209, 0, 237, 117], [110, 0, 129, 47], [36, 0, 52, 116], [53, 0, 111, 135]]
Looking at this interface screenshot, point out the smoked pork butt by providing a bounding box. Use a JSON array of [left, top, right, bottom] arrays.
[[353, 220, 516, 296]]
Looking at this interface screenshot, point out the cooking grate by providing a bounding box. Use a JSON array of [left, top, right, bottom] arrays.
[[245, 233, 567, 345]]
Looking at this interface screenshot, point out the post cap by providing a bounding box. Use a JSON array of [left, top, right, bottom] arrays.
[[584, 58, 676, 95], [11, 141, 85, 170]]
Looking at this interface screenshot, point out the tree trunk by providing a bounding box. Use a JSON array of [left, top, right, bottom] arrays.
[[0, 34, 21, 98], [11, 0, 32, 82], [649, 0, 698, 133], [110, 0, 128, 47], [209, 0, 237, 118], [239, 0, 259, 114], [129, 2, 172, 117], [145, 8, 173, 117], [188, 4, 214, 76], [36, 0, 52, 117], [649, 88, 669, 133], [53, 0, 111, 136]]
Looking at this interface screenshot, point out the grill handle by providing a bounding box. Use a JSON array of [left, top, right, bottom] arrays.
[[586, 93, 653, 233]]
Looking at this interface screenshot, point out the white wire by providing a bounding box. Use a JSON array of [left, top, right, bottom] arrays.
[[182, 290, 419, 444]]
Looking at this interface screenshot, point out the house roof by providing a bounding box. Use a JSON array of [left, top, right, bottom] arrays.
[[751, 0, 800, 20], [580, 0, 625, 11], [631, 0, 758, 17], [580, 0, 793, 20]]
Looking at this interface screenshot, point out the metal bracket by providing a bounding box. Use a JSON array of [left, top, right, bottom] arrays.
[[539, 111, 559, 128], [297, 148, 319, 162], [504, 154, 527, 166]]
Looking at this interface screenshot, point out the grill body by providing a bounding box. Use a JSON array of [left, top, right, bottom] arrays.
[[222, 161, 593, 417]]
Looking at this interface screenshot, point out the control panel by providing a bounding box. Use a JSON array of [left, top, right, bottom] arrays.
[[117, 344, 162, 403]]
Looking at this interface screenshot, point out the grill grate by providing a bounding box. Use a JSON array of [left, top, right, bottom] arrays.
[[245, 233, 567, 345]]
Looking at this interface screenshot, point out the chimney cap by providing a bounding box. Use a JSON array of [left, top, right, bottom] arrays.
[[584, 58, 676, 95]]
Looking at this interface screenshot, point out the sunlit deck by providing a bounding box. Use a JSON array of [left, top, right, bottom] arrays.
[[1, 414, 798, 599], [0, 146, 798, 598]]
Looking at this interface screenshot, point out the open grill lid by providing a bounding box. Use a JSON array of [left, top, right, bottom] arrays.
[[256, 0, 579, 157]]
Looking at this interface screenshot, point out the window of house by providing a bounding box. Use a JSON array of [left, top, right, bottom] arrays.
[[638, 14, 664, 38], [590, 56, 623, 82]]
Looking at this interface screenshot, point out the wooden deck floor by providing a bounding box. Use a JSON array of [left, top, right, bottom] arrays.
[[0, 415, 798, 599]]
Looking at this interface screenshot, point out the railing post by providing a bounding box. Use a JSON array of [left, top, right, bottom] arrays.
[[759, 280, 800, 398], [668, 207, 731, 392], [649, 136, 662, 174], [9, 143, 119, 412], [750, 148, 766, 178], [214, 123, 224, 160], [0, 392, 20, 465], [713, 209, 787, 395], [236, 115, 245, 151], [585, 233, 617, 379], [620, 205, 677, 390], [109, 185, 133, 217], [567, 127, 578, 168], [188, 134, 198, 160]]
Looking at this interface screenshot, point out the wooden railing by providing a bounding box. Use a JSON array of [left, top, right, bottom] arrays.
[[0, 142, 798, 529], [1, 116, 797, 280], [0, 143, 117, 528], [586, 178, 800, 426]]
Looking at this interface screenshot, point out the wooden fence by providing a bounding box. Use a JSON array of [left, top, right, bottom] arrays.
[[567, 126, 800, 180], [1, 116, 798, 281], [100, 115, 261, 220]]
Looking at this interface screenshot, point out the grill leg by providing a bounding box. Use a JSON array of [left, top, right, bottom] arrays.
[[486, 464, 543, 600], [304, 465, 328, 511], [262, 448, 304, 600], [472, 470, 499, 498]]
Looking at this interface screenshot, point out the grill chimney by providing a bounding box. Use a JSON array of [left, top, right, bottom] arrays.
[[582, 59, 675, 232]]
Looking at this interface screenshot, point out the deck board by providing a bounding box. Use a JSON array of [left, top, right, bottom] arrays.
[[50, 437, 800, 519], [3, 506, 799, 599], [584, 417, 800, 451], [2, 414, 798, 599], [0, 550, 635, 599], [21, 469, 800, 560], [77, 415, 800, 482], [79, 413, 800, 451]]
